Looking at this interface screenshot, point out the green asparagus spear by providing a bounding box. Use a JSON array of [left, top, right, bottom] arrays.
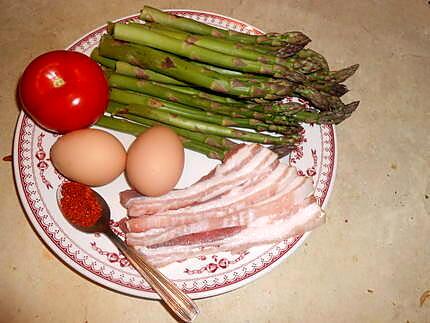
[[294, 49, 329, 71], [90, 47, 116, 69], [110, 71, 354, 124], [140, 6, 311, 48], [106, 101, 236, 150], [181, 139, 226, 160], [96, 114, 145, 136], [125, 113, 236, 149], [111, 23, 306, 82], [292, 101, 360, 124], [115, 61, 187, 85], [307, 64, 359, 84], [269, 144, 298, 158], [96, 115, 226, 159], [132, 23, 322, 74], [311, 82, 349, 97], [158, 83, 242, 105], [140, 22, 289, 57], [108, 101, 295, 145], [109, 87, 298, 132], [108, 72, 268, 118], [91, 47, 188, 85], [99, 36, 294, 99]]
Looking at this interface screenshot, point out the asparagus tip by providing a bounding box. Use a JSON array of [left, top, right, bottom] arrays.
[[331, 83, 349, 97], [107, 21, 115, 35], [345, 101, 360, 114], [351, 64, 360, 73], [337, 64, 360, 82]]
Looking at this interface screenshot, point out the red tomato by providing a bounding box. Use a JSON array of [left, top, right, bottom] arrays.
[[19, 50, 109, 133]]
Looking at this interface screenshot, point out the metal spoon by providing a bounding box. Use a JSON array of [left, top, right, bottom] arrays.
[[57, 184, 199, 322]]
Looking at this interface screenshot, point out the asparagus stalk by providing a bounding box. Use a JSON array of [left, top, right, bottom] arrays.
[[193, 59, 347, 98], [96, 114, 145, 136], [115, 61, 187, 85], [311, 82, 349, 97], [293, 85, 342, 111], [193, 61, 268, 79], [222, 96, 357, 125], [140, 6, 311, 48], [96, 115, 226, 160], [108, 101, 296, 145], [307, 64, 359, 84], [123, 114, 237, 150], [133, 23, 322, 74], [181, 139, 226, 160], [110, 72, 354, 125], [158, 83, 242, 105], [246, 101, 306, 114], [113, 73, 345, 128], [193, 59, 349, 98], [294, 49, 329, 71], [91, 47, 188, 85], [97, 115, 300, 160], [157, 82, 309, 115], [269, 144, 298, 158], [140, 22, 291, 57], [106, 101, 237, 150], [199, 86, 353, 123], [109, 72, 268, 119], [90, 47, 116, 69], [116, 37, 348, 99], [99, 36, 295, 99], [110, 88, 236, 126], [216, 39, 300, 58], [109, 87, 298, 133], [111, 23, 306, 83], [292, 101, 360, 124], [193, 58, 349, 101]]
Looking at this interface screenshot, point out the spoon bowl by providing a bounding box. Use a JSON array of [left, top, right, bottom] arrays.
[[57, 183, 199, 322]]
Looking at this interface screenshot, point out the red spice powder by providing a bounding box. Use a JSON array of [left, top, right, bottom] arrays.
[[60, 182, 102, 227]]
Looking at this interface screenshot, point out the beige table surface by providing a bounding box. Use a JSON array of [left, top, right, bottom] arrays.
[[1, 1, 429, 322]]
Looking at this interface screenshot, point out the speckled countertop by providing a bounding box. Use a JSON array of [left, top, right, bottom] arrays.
[[1, 1, 429, 322]]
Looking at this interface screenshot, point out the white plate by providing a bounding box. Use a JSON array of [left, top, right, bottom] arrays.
[[13, 10, 337, 299]]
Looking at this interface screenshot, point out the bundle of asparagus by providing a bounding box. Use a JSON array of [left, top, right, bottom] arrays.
[[93, 6, 359, 159]]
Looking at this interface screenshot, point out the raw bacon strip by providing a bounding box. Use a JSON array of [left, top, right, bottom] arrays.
[[126, 174, 311, 245], [121, 144, 257, 208], [129, 144, 275, 215], [126, 177, 314, 246], [148, 226, 245, 249], [123, 144, 279, 216], [126, 162, 292, 231], [120, 143, 257, 208], [134, 202, 324, 267]]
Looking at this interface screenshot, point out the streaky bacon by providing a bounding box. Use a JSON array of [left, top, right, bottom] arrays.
[[126, 177, 315, 246], [120, 144, 325, 268], [122, 144, 278, 216], [134, 202, 324, 267], [126, 161, 290, 231], [125, 175, 314, 246], [147, 226, 244, 249], [126, 192, 314, 247]]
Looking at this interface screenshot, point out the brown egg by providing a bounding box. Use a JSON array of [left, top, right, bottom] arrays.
[[50, 128, 126, 186], [126, 126, 184, 196]]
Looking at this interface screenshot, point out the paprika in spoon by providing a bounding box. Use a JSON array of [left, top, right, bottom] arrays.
[[59, 182, 102, 227]]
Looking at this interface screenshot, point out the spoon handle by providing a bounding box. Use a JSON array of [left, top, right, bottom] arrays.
[[105, 229, 199, 322]]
